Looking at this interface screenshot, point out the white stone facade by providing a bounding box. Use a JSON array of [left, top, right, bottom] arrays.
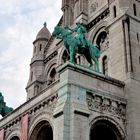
[[1, 0, 140, 140]]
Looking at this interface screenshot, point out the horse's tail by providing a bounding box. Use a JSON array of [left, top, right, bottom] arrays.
[[88, 41, 101, 59]]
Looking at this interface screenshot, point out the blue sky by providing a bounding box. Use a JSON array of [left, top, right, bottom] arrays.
[[0, 0, 62, 110]]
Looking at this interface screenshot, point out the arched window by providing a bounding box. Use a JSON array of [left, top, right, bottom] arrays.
[[137, 33, 139, 42], [96, 31, 108, 52], [34, 85, 39, 95], [133, 3, 137, 16], [40, 44, 42, 51], [30, 120, 53, 140], [10, 136, 20, 140], [34, 46, 36, 53], [48, 68, 56, 85], [50, 68, 56, 81], [31, 72, 33, 81], [102, 56, 108, 75], [113, 6, 117, 18], [62, 50, 69, 64], [90, 120, 123, 140]]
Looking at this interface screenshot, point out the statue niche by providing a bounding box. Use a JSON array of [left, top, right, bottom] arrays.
[[47, 68, 56, 85], [96, 31, 109, 52], [62, 50, 69, 64]]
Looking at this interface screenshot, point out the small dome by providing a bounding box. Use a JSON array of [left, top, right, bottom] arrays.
[[36, 22, 51, 40]]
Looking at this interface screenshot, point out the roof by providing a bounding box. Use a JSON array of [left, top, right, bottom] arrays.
[[36, 22, 51, 40]]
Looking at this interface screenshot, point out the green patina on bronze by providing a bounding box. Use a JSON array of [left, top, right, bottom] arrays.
[[52, 23, 101, 72], [0, 92, 13, 117]]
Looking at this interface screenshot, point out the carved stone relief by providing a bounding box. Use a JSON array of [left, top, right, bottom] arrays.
[[87, 92, 126, 119], [87, 8, 109, 30], [2, 93, 57, 133], [99, 33, 109, 52], [96, 31, 109, 52], [90, 2, 98, 13], [136, 0, 140, 3]]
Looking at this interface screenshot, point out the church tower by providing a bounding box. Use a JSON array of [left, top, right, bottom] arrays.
[[61, 0, 74, 25], [62, 0, 88, 25], [26, 23, 51, 100]]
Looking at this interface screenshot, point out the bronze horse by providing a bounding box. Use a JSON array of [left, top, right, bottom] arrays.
[[52, 26, 100, 72]]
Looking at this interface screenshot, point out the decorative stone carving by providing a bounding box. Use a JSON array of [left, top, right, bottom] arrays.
[[108, 0, 115, 4], [87, 8, 109, 30], [100, 33, 109, 52], [90, 2, 98, 13], [87, 92, 126, 119], [136, 0, 140, 3], [5, 126, 20, 140], [44, 51, 58, 63], [2, 93, 58, 131]]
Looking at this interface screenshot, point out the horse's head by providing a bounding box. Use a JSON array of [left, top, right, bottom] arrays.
[[52, 26, 63, 37]]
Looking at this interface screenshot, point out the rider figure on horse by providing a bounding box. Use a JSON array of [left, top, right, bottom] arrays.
[[53, 25, 101, 71], [65, 22, 87, 49]]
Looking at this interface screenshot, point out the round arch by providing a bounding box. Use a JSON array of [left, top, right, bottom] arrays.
[[44, 59, 57, 77], [89, 21, 108, 42], [10, 136, 20, 140], [47, 66, 57, 85], [57, 47, 69, 65], [102, 55, 108, 75], [90, 116, 126, 140], [44, 59, 57, 85], [29, 111, 54, 139], [6, 127, 20, 140], [89, 21, 109, 53], [30, 120, 53, 140]]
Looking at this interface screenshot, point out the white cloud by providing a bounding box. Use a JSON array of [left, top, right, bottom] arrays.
[[0, 0, 62, 109]]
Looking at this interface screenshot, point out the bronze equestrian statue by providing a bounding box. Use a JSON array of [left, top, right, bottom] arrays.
[[0, 92, 13, 117], [52, 23, 100, 72]]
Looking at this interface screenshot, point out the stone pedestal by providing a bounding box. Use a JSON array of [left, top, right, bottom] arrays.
[[53, 62, 126, 140], [53, 62, 90, 140]]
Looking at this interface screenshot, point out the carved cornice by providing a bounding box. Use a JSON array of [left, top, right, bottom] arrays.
[[59, 62, 125, 88], [44, 51, 58, 63], [0, 93, 58, 130], [87, 91, 126, 120], [87, 8, 110, 31], [33, 38, 49, 44], [26, 80, 43, 89], [28, 94, 57, 115]]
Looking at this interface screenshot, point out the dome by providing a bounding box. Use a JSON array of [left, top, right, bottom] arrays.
[[36, 22, 51, 40]]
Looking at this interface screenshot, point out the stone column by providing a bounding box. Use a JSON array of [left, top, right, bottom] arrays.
[[122, 16, 133, 73], [74, 0, 88, 24], [62, 0, 74, 26]]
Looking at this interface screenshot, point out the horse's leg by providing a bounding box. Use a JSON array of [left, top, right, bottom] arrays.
[[64, 43, 70, 56], [88, 60, 93, 70], [69, 46, 76, 64], [88, 62, 93, 70], [87, 43, 100, 72], [84, 48, 93, 70], [94, 58, 99, 72]]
